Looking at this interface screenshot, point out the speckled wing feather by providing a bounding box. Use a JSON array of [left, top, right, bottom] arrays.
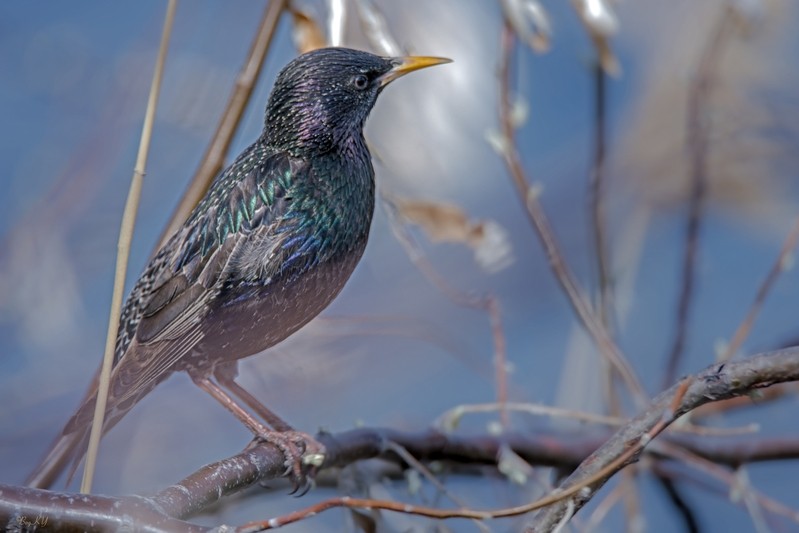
[[66, 142, 301, 431]]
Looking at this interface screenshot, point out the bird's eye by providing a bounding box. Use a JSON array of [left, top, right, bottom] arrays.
[[351, 74, 369, 90]]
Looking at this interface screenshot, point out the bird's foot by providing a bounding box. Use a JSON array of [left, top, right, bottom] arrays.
[[254, 430, 325, 494]]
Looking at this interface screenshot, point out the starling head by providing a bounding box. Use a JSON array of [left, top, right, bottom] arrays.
[[263, 47, 450, 156]]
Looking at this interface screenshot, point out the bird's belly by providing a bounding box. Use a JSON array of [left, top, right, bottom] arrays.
[[183, 248, 362, 370]]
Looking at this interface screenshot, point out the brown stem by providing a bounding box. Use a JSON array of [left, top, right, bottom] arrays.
[[590, 61, 613, 329], [498, 23, 647, 404], [586, 61, 643, 531], [385, 196, 510, 428], [663, 6, 735, 386], [153, 0, 288, 252], [719, 216, 799, 362]]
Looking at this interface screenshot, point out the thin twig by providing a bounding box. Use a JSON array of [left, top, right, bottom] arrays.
[[619, 469, 641, 533], [586, 60, 642, 530], [153, 0, 288, 251], [238, 449, 639, 530], [435, 401, 622, 429], [738, 468, 772, 533], [385, 195, 510, 429], [435, 401, 759, 436], [719, 215, 799, 362], [583, 481, 627, 531], [386, 441, 491, 533], [655, 461, 799, 528], [586, 63, 641, 529], [498, 23, 647, 404], [654, 473, 701, 533], [228, 348, 799, 531], [657, 441, 799, 527], [81, 0, 177, 494], [589, 55, 624, 435], [663, 6, 735, 386], [240, 379, 690, 530], [590, 54, 623, 426], [590, 61, 613, 330]]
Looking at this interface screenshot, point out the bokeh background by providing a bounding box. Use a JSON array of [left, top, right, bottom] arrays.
[[2, 0, 799, 531]]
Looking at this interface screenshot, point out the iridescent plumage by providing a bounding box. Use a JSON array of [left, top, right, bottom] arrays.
[[27, 47, 449, 489]]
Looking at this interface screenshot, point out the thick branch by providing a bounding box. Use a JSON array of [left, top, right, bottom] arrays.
[[7, 358, 799, 533], [0, 485, 205, 533], [7, 348, 799, 530], [530, 346, 799, 530]]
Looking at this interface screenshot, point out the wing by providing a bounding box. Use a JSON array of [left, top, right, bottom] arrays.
[[69, 143, 305, 429]]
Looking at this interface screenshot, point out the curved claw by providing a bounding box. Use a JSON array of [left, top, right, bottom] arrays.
[[254, 429, 324, 496], [288, 477, 302, 496], [293, 477, 312, 498], [287, 455, 315, 495]]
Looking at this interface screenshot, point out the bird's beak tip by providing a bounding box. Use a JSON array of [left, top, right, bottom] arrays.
[[379, 55, 452, 87]]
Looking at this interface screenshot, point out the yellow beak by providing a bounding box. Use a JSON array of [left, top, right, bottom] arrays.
[[378, 56, 452, 87]]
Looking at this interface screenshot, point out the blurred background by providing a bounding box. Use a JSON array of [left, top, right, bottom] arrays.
[[1, 0, 799, 531]]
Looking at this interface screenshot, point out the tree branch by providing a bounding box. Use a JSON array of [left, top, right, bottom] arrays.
[[7, 348, 799, 533], [530, 346, 799, 530]]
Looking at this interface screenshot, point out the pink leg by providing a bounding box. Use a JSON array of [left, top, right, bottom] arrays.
[[191, 374, 324, 488], [213, 363, 293, 432]]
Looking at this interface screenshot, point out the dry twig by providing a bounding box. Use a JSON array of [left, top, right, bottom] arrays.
[[664, 6, 736, 386], [497, 22, 646, 404], [83, 0, 177, 493], [154, 0, 288, 250], [386, 196, 511, 429], [719, 216, 799, 362]]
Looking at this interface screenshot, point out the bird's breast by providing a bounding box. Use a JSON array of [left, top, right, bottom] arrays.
[[191, 149, 375, 362], [195, 236, 367, 363]]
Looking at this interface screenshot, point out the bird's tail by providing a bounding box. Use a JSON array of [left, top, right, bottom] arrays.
[[27, 353, 172, 489], [26, 369, 102, 490], [26, 369, 147, 489], [25, 424, 91, 489]]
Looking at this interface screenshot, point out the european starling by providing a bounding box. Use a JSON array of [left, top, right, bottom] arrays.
[[27, 47, 450, 489]]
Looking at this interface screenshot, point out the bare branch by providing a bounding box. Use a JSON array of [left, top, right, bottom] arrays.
[[530, 346, 799, 529], [498, 22, 647, 404], [663, 6, 736, 386], [0, 484, 206, 533], [589, 62, 613, 331], [10, 363, 799, 533], [385, 195, 511, 428], [719, 216, 799, 362]]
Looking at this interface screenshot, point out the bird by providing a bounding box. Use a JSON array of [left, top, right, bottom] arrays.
[[26, 47, 450, 489]]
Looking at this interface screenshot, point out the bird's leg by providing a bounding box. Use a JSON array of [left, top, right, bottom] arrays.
[[213, 362, 294, 432], [190, 373, 324, 489]]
